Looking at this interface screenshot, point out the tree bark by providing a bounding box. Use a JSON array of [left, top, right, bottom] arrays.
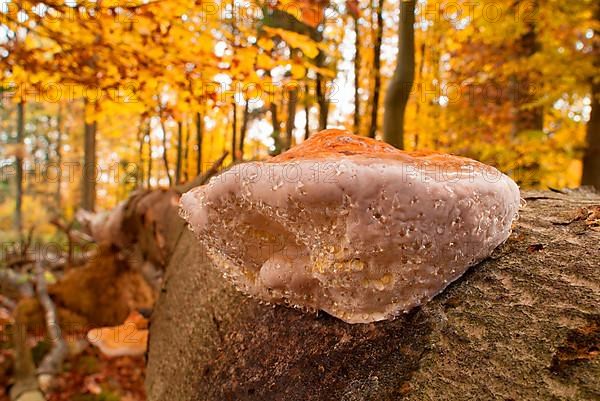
[[383, 0, 415, 149], [82, 115, 97, 211], [145, 189, 600, 400], [368, 0, 384, 139], [15, 100, 25, 231]]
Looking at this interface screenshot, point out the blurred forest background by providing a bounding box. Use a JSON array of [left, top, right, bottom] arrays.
[[0, 0, 598, 238], [0, 0, 598, 399]]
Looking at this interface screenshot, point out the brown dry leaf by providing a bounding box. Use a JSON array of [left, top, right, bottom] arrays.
[[584, 206, 600, 231]]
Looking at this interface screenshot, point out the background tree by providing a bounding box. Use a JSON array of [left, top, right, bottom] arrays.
[[581, 2, 600, 189], [383, 0, 415, 148]]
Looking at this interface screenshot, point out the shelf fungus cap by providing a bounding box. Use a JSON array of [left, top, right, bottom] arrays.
[[180, 129, 520, 324], [87, 311, 148, 357]]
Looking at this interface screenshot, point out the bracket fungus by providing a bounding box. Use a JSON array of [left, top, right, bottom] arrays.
[[180, 129, 521, 323], [87, 311, 149, 357]]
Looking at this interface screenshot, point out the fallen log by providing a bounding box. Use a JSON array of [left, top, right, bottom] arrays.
[[145, 189, 600, 400]]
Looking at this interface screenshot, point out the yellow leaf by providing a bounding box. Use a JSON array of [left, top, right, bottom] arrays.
[[291, 64, 306, 79], [256, 53, 275, 69], [263, 27, 320, 59], [257, 38, 274, 51]]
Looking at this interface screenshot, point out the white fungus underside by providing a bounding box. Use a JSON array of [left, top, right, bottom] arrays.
[[180, 158, 521, 324]]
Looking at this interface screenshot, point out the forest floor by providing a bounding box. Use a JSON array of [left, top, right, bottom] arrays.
[[0, 307, 146, 401]]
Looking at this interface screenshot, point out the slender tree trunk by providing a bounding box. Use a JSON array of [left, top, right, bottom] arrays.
[[159, 119, 173, 186], [316, 52, 329, 130], [285, 86, 298, 150], [414, 42, 426, 148], [146, 126, 153, 189], [231, 102, 238, 162], [10, 309, 44, 401], [82, 106, 97, 211], [511, 0, 543, 136], [270, 102, 282, 155], [137, 117, 145, 189], [196, 112, 203, 176], [14, 100, 24, 231], [175, 121, 183, 185], [383, 0, 416, 149], [55, 103, 63, 207], [184, 119, 190, 182], [354, 16, 361, 136], [369, 0, 384, 139], [304, 81, 311, 140], [581, 4, 600, 189], [582, 80, 600, 189], [239, 102, 250, 159]]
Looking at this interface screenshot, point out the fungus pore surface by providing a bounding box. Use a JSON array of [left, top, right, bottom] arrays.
[[180, 129, 521, 323]]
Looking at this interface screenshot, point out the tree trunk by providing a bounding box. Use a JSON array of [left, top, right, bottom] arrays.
[[55, 103, 63, 207], [414, 41, 426, 148], [184, 119, 190, 182], [145, 189, 600, 400], [196, 112, 203, 175], [239, 101, 250, 159], [15, 100, 25, 231], [354, 16, 361, 136], [146, 126, 153, 189], [137, 117, 145, 189], [270, 102, 282, 155], [9, 308, 45, 401], [582, 85, 599, 189], [175, 121, 183, 185], [383, 0, 415, 149], [304, 81, 311, 140], [285, 86, 298, 150], [159, 119, 173, 186], [82, 116, 97, 211], [232, 101, 238, 162], [316, 52, 329, 131], [511, 0, 544, 136], [368, 0, 384, 139], [581, 5, 600, 190]]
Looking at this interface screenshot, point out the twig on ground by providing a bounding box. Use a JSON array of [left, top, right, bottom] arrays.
[[0, 269, 34, 298], [0, 294, 17, 311], [50, 216, 94, 267], [177, 151, 229, 193], [35, 261, 68, 392]]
